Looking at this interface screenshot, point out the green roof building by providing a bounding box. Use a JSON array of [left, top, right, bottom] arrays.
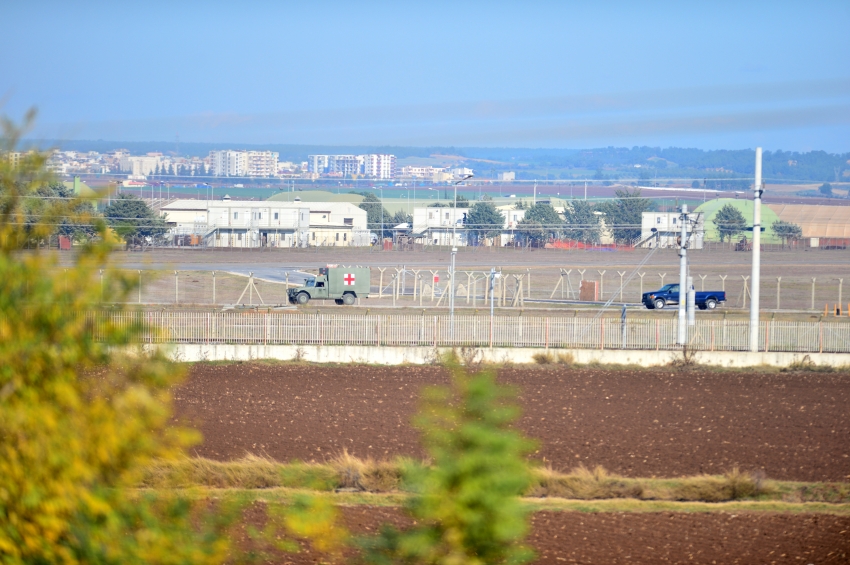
[[693, 198, 783, 244]]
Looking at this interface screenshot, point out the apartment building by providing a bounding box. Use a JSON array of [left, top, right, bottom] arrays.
[[209, 150, 279, 177], [307, 154, 397, 178], [397, 165, 449, 180], [362, 154, 396, 179], [119, 154, 162, 177], [307, 155, 329, 174], [327, 155, 361, 176]]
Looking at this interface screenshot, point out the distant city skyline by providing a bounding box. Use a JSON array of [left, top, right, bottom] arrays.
[[2, 1, 849, 151]]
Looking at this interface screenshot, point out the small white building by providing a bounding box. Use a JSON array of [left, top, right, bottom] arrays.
[[410, 206, 528, 246], [160, 199, 369, 248], [640, 211, 704, 249]]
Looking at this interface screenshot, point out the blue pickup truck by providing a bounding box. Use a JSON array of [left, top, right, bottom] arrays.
[[642, 284, 726, 310]]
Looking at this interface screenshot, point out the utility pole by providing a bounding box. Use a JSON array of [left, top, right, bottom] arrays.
[[677, 204, 688, 345], [450, 174, 473, 334], [749, 147, 763, 352]]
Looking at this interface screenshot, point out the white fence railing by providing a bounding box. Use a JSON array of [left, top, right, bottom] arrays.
[[87, 312, 850, 354]]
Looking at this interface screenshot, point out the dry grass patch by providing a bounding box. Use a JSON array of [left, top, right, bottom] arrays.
[[328, 450, 404, 492], [528, 465, 643, 499], [532, 352, 555, 365], [141, 457, 824, 504]]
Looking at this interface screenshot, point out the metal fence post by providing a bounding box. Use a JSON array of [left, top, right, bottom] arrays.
[[175, 271, 179, 305], [138, 270, 142, 303], [811, 277, 816, 310], [776, 276, 781, 310]]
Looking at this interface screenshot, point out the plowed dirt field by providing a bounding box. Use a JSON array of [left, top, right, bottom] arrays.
[[234, 504, 849, 564], [172, 364, 850, 482]]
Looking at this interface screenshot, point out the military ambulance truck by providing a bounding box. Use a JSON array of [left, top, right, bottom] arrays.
[[287, 266, 370, 305]]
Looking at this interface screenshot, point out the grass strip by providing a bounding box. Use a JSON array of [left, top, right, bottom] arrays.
[[140, 454, 850, 505]]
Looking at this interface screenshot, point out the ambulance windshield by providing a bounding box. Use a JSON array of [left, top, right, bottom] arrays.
[[305, 278, 316, 287]]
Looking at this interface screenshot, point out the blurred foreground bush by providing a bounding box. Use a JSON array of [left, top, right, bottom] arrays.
[[0, 113, 230, 564]]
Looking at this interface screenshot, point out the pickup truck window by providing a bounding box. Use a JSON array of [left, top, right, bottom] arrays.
[[659, 284, 679, 293]]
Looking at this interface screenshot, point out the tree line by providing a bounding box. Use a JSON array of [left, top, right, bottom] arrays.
[[15, 181, 167, 247]]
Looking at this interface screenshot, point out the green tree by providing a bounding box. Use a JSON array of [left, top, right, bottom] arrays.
[[819, 182, 833, 196], [360, 359, 536, 565], [563, 199, 601, 244], [713, 203, 747, 242], [453, 194, 470, 208], [515, 203, 561, 244], [0, 113, 230, 564], [465, 201, 504, 245], [355, 191, 391, 237], [600, 188, 652, 244], [20, 180, 98, 244], [388, 209, 412, 226], [771, 220, 802, 247], [102, 193, 167, 246]]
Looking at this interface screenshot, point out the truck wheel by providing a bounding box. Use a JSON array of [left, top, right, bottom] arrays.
[[334, 299, 343, 305], [296, 292, 310, 305], [342, 293, 355, 306], [705, 298, 717, 310], [698, 304, 708, 310], [653, 298, 666, 310]]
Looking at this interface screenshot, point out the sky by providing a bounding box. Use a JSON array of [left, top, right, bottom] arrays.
[[2, 0, 849, 152]]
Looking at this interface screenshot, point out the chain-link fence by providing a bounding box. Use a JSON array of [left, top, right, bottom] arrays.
[[89, 311, 850, 353], [82, 266, 850, 315]]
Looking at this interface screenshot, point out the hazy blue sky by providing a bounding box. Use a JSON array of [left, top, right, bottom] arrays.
[[2, 0, 849, 151]]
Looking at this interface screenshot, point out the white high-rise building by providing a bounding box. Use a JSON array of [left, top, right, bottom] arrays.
[[362, 154, 396, 179], [209, 150, 279, 177], [307, 155, 329, 173], [327, 155, 361, 176], [209, 150, 247, 176], [245, 151, 279, 177]]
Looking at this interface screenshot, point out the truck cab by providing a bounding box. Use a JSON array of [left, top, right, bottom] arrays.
[[288, 266, 370, 306]]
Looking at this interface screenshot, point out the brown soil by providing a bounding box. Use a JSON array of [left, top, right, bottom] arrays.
[[234, 504, 850, 564], [173, 364, 850, 482]]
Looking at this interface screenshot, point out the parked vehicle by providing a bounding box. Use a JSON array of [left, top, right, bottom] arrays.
[[287, 266, 370, 305], [642, 284, 726, 310]]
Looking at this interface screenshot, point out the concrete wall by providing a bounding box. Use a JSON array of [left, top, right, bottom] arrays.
[[162, 343, 850, 369]]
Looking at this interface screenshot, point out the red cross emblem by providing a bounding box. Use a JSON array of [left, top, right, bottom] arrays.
[[343, 273, 355, 285]]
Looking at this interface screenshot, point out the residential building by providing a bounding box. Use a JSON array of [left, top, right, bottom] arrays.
[[362, 154, 396, 179], [119, 154, 162, 177], [398, 165, 447, 180], [307, 154, 329, 174], [308, 154, 398, 178], [245, 150, 279, 177], [498, 171, 515, 181], [208, 149, 278, 177], [327, 155, 361, 176]]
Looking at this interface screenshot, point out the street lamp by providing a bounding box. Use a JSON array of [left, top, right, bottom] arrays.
[[372, 186, 384, 249], [450, 174, 473, 332]]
